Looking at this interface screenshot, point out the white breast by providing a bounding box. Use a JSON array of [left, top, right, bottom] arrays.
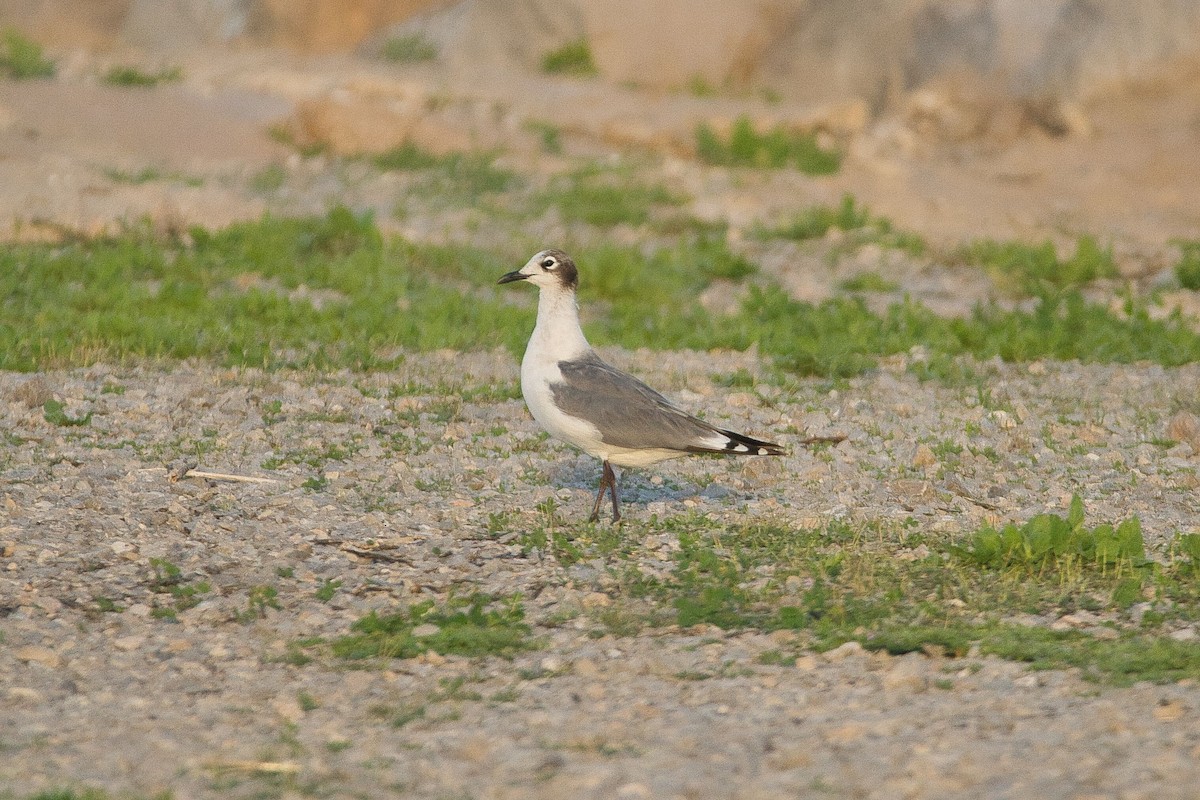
[[521, 352, 606, 456]]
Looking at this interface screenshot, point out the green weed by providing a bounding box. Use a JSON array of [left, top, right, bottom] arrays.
[[148, 557, 211, 613], [960, 235, 1117, 294], [1174, 241, 1200, 290], [955, 496, 1146, 574], [329, 595, 535, 660], [104, 167, 203, 187], [686, 74, 717, 97], [23, 790, 125, 800], [593, 510, 1200, 685], [1174, 533, 1200, 573], [301, 475, 329, 491], [237, 585, 281, 622], [525, 120, 563, 154], [94, 596, 123, 613], [541, 40, 598, 77], [315, 578, 342, 602], [840, 272, 900, 293], [102, 65, 182, 87], [759, 195, 925, 255], [370, 145, 519, 199], [43, 399, 92, 426], [0, 28, 54, 79], [381, 33, 438, 64], [531, 167, 685, 228], [4, 208, 1199, 377], [250, 163, 288, 193], [695, 116, 841, 175]]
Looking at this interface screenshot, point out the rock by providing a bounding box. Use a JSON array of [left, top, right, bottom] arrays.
[[823, 723, 868, 744], [581, 592, 612, 609], [287, 93, 481, 157], [1153, 700, 1185, 723], [615, 782, 651, 799], [14, 645, 61, 669], [112, 635, 145, 652], [7, 687, 44, 705], [794, 655, 819, 671], [912, 443, 938, 469], [880, 654, 929, 693], [1166, 411, 1200, 451], [822, 641, 866, 662], [411, 623, 440, 637]]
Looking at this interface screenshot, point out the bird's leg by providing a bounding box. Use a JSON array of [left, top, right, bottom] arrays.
[[589, 462, 612, 523], [606, 461, 621, 523]]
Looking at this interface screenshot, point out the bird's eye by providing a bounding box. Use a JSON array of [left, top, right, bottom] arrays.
[[541, 258, 556, 269]]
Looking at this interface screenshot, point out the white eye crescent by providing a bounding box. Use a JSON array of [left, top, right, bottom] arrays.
[[541, 258, 557, 269]]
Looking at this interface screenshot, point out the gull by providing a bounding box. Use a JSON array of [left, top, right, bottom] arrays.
[[498, 248, 784, 522]]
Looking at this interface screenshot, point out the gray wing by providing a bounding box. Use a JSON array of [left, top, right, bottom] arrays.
[[551, 353, 721, 451]]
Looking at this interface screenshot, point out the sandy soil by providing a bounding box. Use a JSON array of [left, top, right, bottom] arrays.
[[2, 43, 1200, 800]]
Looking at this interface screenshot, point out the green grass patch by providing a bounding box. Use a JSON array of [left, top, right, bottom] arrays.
[[740, 287, 1200, 378], [147, 557, 211, 615], [1174, 241, 1200, 290], [758, 195, 925, 256], [525, 120, 564, 154], [104, 166, 203, 187], [42, 399, 92, 427], [696, 116, 841, 175], [531, 166, 687, 228], [955, 495, 1147, 576], [960, 235, 1117, 294], [102, 65, 182, 87], [250, 163, 288, 193], [370, 144, 519, 199], [328, 595, 535, 660], [4, 208, 1199, 376], [541, 39, 598, 77], [839, 272, 900, 293], [582, 505, 1200, 685], [381, 33, 438, 64], [0, 28, 54, 79]]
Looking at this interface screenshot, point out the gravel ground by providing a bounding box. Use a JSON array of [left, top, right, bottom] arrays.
[[3, 352, 1200, 799]]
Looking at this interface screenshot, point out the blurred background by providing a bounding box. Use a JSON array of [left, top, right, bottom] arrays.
[[0, 0, 1197, 268]]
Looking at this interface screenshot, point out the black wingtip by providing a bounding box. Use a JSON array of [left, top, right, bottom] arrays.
[[689, 429, 786, 457]]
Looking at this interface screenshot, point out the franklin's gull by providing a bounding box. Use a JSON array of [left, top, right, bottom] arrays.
[[498, 248, 784, 522]]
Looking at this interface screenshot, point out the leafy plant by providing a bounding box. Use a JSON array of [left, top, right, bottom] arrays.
[[960, 235, 1117, 294], [531, 167, 685, 228], [695, 116, 841, 175], [148, 557, 211, 613], [315, 578, 342, 602], [758, 195, 926, 256], [541, 40, 598, 77], [954, 496, 1147, 573], [1175, 533, 1200, 573], [0, 28, 55, 79], [1174, 241, 1200, 290], [238, 585, 282, 622], [102, 65, 182, 87], [330, 595, 534, 660], [43, 399, 92, 427], [840, 272, 900, 293], [5, 209, 1200, 377], [370, 145, 518, 197], [381, 33, 438, 64]]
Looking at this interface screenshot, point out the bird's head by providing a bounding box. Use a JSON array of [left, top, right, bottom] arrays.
[[497, 249, 579, 291]]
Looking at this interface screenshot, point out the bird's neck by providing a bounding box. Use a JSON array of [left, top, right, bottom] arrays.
[[529, 288, 590, 362]]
